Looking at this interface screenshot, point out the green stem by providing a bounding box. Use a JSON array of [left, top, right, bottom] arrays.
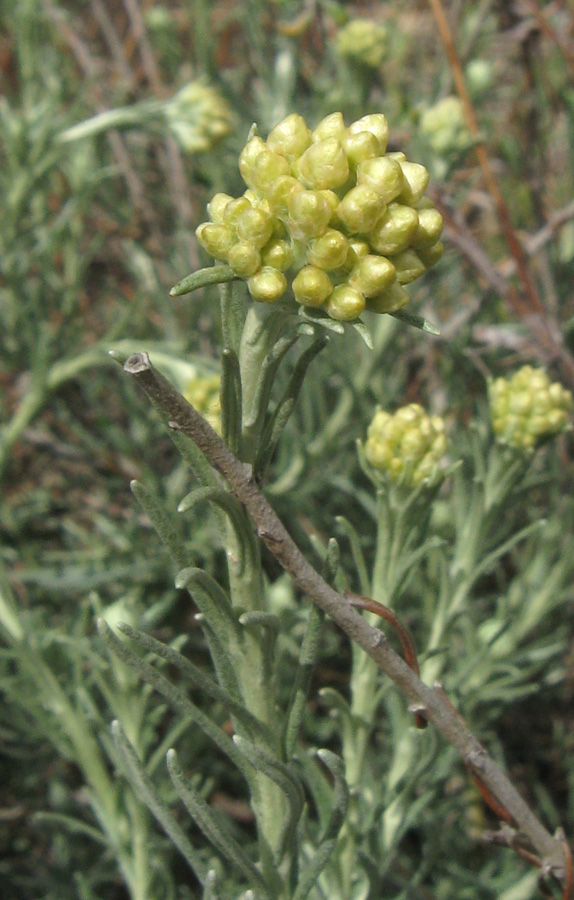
[[59, 99, 162, 144], [220, 299, 291, 877]]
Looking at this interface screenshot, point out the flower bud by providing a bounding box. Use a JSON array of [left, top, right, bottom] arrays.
[[306, 228, 349, 269], [411, 207, 444, 249], [356, 156, 404, 204], [297, 138, 350, 190], [366, 281, 408, 314], [227, 241, 261, 277], [488, 366, 573, 450], [207, 192, 233, 223], [267, 175, 302, 215], [368, 204, 419, 255], [238, 136, 266, 182], [336, 184, 387, 234], [348, 114, 389, 155], [342, 130, 380, 169], [324, 284, 366, 321], [365, 404, 447, 487], [292, 266, 333, 307], [392, 249, 426, 284], [223, 196, 253, 230], [248, 267, 287, 303], [261, 238, 293, 271], [287, 189, 333, 239], [247, 149, 291, 193], [397, 161, 430, 205], [349, 254, 396, 297], [336, 20, 388, 69], [417, 241, 443, 268], [236, 206, 274, 248], [344, 239, 370, 269], [312, 112, 347, 143], [196, 222, 235, 259], [267, 113, 312, 161]]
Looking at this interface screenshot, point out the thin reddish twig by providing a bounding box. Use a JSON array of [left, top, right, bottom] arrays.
[[427, 0, 544, 317], [345, 591, 427, 728]]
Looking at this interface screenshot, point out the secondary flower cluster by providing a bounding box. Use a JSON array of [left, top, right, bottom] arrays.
[[489, 366, 573, 450], [364, 404, 447, 487], [196, 112, 443, 322], [183, 374, 221, 434]]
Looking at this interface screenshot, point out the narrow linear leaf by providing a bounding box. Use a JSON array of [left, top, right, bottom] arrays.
[[284, 603, 324, 758], [390, 308, 440, 335], [131, 480, 189, 570], [350, 317, 374, 349], [246, 333, 300, 430], [254, 336, 328, 477], [178, 490, 258, 575], [111, 721, 207, 883], [202, 869, 223, 900], [175, 567, 240, 644], [221, 348, 243, 455], [335, 516, 370, 596], [167, 749, 270, 898], [292, 750, 349, 900], [233, 736, 305, 862], [170, 265, 237, 297], [220, 279, 248, 354], [238, 611, 280, 683], [194, 613, 243, 703], [472, 520, 545, 584], [99, 621, 249, 777], [315, 750, 349, 840], [297, 306, 345, 334], [323, 538, 340, 583], [33, 812, 109, 846], [118, 624, 274, 747]]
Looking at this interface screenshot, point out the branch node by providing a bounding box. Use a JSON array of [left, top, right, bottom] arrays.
[[466, 748, 488, 772]]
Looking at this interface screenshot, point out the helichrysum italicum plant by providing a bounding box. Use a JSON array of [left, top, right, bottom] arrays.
[[364, 403, 448, 486], [488, 365, 573, 450], [195, 112, 443, 322]]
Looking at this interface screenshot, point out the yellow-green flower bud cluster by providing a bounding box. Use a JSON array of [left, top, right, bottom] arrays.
[[488, 366, 573, 450], [364, 404, 447, 487], [419, 97, 470, 157], [196, 112, 443, 322], [335, 19, 388, 68], [183, 374, 222, 434], [164, 81, 234, 153]]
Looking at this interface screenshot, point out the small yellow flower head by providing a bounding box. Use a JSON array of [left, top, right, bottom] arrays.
[[195, 112, 442, 321], [365, 404, 447, 487], [488, 366, 573, 450], [335, 20, 388, 68], [164, 81, 234, 153], [183, 374, 222, 434], [419, 97, 473, 180]]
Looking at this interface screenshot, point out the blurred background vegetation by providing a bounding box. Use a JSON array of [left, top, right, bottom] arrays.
[[1, 1, 574, 898]]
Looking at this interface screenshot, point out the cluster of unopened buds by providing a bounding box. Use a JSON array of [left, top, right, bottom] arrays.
[[364, 404, 447, 487], [196, 112, 443, 322], [183, 374, 222, 434], [488, 366, 573, 450]]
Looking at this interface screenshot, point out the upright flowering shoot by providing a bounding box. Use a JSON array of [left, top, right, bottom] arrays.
[[364, 404, 448, 488], [488, 366, 573, 451], [195, 112, 443, 323]]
